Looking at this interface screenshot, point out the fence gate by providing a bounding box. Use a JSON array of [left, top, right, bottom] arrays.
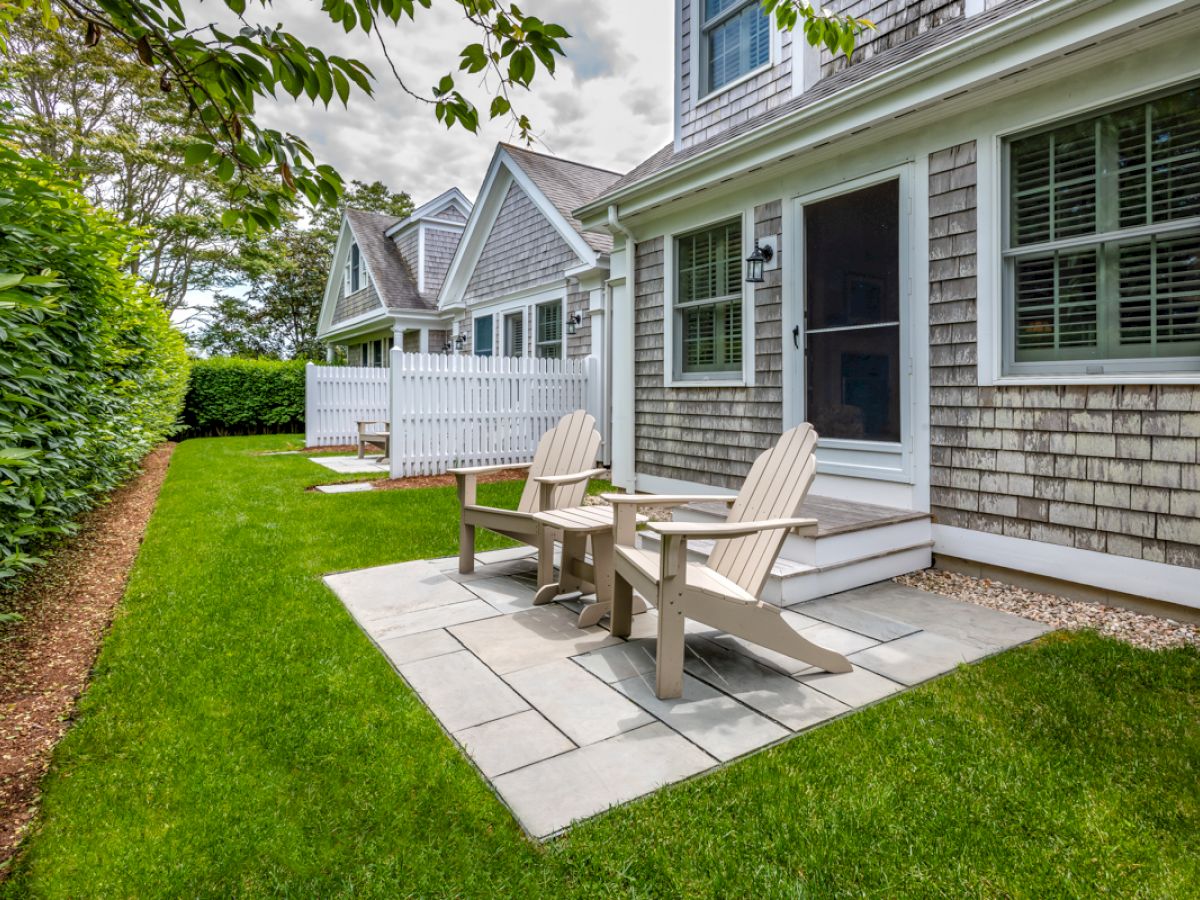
[[304, 364, 389, 447], [389, 351, 589, 478]]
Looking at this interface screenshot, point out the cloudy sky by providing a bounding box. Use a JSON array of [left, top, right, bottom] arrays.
[[253, 1, 675, 206]]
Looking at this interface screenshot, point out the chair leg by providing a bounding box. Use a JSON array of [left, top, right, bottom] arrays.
[[533, 524, 559, 605], [655, 582, 686, 700], [610, 571, 633, 639], [459, 521, 475, 574]]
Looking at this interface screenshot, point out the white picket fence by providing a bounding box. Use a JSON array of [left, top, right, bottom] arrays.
[[389, 350, 590, 477], [304, 364, 389, 447]]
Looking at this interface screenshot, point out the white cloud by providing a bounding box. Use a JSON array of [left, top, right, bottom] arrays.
[[244, 0, 675, 205]]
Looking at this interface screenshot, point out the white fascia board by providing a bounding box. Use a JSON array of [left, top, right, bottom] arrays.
[[576, 0, 1187, 225], [934, 525, 1200, 611], [384, 187, 473, 237], [498, 146, 597, 268], [436, 150, 510, 312], [322, 308, 450, 343], [564, 257, 610, 280], [317, 218, 355, 337]]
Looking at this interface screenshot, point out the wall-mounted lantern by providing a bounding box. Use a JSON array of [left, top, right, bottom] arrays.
[[745, 239, 774, 284], [566, 311, 583, 335]]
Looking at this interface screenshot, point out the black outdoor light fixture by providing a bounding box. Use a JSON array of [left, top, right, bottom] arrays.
[[745, 239, 773, 284], [566, 311, 583, 335], [452, 333, 466, 351]]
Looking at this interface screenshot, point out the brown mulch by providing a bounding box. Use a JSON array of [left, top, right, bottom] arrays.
[[0, 443, 176, 872]]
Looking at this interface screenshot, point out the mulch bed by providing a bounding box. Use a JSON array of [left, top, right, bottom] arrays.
[[0, 443, 176, 872]]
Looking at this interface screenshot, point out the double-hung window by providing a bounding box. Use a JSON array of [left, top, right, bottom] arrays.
[[675, 219, 744, 377], [1004, 84, 1200, 375], [345, 241, 363, 294], [535, 301, 563, 359], [473, 314, 494, 356], [701, 0, 770, 95]]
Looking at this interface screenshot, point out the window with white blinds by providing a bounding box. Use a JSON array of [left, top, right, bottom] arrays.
[[675, 219, 744, 376], [535, 301, 563, 359], [702, 0, 770, 94], [1004, 85, 1200, 374]]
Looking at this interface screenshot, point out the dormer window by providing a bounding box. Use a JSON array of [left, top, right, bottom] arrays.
[[345, 241, 363, 294], [702, 0, 770, 94]]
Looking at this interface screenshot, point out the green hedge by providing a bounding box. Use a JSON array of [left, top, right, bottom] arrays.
[[0, 128, 190, 589], [182, 357, 306, 437]]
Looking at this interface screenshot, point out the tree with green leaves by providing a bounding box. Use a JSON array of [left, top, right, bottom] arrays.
[[195, 180, 414, 360], [0, 11, 238, 313], [0, 1, 870, 233]]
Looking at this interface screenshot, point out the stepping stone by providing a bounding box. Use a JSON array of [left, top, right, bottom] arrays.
[[610, 673, 789, 761], [506, 660, 654, 745], [475, 547, 539, 565], [325, 560, 474, 621], [467, 576, 538, 615], [796, 665, 905, 708], [371, 600, 499, 641], [449, 606, 621, 675], [794, 597, 920, 641], [377, 629, 461, 666], [454, 710, 574, 778], [849, 631, 988, 686], [310, 456, 387, 474], [491, 722, 714, 838], [315, 481, 374, 494], [682, 640, 850, 731], [398, 650, 528, 732]]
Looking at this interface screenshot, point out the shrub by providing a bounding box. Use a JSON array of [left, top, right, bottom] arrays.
[[0, 130, 190, 589], [182, 357, 306, 437]]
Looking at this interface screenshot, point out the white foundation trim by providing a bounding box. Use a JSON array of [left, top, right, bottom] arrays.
[[933, 525, 1200, 610]]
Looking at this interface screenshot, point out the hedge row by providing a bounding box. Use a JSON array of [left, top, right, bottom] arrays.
[[181, 357, 306, 437], [0, 129, 190, 589]]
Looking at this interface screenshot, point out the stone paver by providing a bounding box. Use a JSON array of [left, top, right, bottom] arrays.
[[796, 665, 906, 707], [310, 456, 387, 474], [377, 628, 461, 666], [454, 710, 574, 777], [683, 639, 850, 730], [505, 660, 654, 745], [315, 481, 374, 494], [611, 673, 789, 761], [466, 576, 539, 615], [331, 556, 1051, 840], [491, 722, 714, 838], [397, 650, 528, 731], [849, 631, 988, 686], [450, 605, 621, 675]]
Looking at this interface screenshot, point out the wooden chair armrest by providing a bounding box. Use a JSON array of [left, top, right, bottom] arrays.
[[447, 462, 533, 476], [599, 493, 739, 508], [647, 517, 819, 540], [531, 467, 607, 487]]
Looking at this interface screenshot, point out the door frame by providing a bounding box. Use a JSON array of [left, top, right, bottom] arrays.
[[786, 163, 917, 484]]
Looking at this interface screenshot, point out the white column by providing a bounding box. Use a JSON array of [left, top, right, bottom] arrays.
[[325, 345, 335, 363], [419, 328, 430, 354], [609, 245, 635, 489]]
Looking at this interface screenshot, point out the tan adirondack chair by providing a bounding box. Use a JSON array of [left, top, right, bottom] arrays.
[[450, 410, 604, 575], [605, 424, 852, 699]]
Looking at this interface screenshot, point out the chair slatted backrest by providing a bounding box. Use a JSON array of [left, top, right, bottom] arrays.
[[516, 410, 602, 514], [707, 424, 819, 597]]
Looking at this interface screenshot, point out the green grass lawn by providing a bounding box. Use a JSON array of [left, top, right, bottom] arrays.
[[5, 435, 1198, 897]]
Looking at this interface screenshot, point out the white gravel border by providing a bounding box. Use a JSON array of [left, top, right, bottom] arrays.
[[895, 569, 1200, 652]]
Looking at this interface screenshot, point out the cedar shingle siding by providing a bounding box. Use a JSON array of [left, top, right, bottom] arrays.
[[332, 281, 382, 324], [633, 201, 785, 488], [423, 227, 460, 298], [464, 182, 579, 302], [819, 0, 964, 77], [567, 283, 590, 360], [928, 141, 1200, 570]]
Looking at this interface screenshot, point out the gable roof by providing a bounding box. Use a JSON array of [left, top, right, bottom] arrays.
[[500, 144, 621, 253], [385, 187, 472, 237], [343, 207, 427, 311]]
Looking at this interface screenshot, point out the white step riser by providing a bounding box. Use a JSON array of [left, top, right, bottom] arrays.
[[665, 504, 932, 569], [772, 545, 933, 606]]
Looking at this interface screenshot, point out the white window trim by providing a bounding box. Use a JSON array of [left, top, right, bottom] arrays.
[[690, 0, 780, 109], [534, 298, 566, 359], [978, 75, 1200, 386], [790, 163, 916, 484], [663, 209, 757, 388], [467, 286, 567, 358]]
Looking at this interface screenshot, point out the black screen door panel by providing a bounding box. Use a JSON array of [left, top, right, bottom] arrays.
[[804, 180, 901, 443]]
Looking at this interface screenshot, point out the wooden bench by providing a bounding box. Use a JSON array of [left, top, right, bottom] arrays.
[[356, 420, 390, 460]]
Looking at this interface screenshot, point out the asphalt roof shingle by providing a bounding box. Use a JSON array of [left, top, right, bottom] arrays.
[[343, 207, 429, 312], [501, 144, 621, 254]]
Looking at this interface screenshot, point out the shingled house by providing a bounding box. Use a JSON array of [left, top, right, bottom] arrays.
[[575, 0, 1199, 614], [316, 188, 472, 365]]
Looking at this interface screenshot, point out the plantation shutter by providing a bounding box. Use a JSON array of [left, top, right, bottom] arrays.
[[676, 220, 743, 374], [1006, 84, 1200, 367]]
